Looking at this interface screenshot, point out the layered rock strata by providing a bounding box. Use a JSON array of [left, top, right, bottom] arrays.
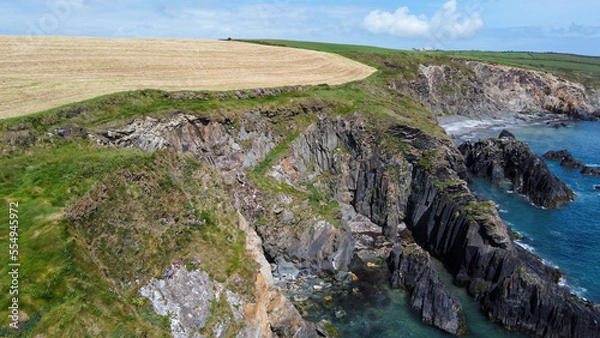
[[407, 60, 600, 120], [388, 245, 467, 336], [459, 131, 575, 208]]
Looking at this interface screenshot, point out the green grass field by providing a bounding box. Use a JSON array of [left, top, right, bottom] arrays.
[[247, 39, 600, 87]]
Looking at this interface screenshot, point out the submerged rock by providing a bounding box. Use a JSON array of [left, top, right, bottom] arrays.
[[459, 132, 574, 208]]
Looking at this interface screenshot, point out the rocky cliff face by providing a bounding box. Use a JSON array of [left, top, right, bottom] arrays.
[[406, 145, 600, 337], [91, 99, 600, 337], [408, 60, 600, 120], [458, 131, 575, 208]]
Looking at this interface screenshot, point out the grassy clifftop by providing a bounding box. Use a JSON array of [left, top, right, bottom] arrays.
[[247, 39, 600, 87]]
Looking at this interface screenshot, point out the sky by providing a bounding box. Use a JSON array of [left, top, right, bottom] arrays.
[[1, 0, 599, 56]]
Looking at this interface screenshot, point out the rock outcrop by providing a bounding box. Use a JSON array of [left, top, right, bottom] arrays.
[[388, 245, 467, 336], [139, 267, 227, 338], [581, 166, 600, 176], [542, 149, 585, 168], [543, 149, 600, 175], [407, 158, 600, 337], [93, 111, 278, 182], [459, 131, 575, 208], [408, 60, 600, 120]]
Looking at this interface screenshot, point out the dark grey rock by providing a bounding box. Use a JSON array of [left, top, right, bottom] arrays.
[[459, 137, 574, 208], [582, 166, 600, 176], [498, 129, 515, 139], [542, 149, 572, 160], [542, 149, 585, 168], [561, 154, 585, 168], [388, 245, 467, 336]]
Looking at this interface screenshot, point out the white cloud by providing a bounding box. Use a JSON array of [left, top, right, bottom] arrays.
[[363, 0, 483, 40], [553, 23, 600, 37]]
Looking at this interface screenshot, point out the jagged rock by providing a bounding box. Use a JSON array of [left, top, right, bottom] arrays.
[[287, 115, 414, 241], [582, 166, 600, 176], [258, 220, 355, 276], [482, 267, 600, 338], [388, 245, 467, 336], [95, 108, 600, 338], [139, 267, 226, 338], [407, 153, 600, 337], [238, 213, 319, 338], [542, 149, 585, 168], [315, 320, 341, 338], [459, 133, 574, 208], [543, 149, 573, 160], [93, 112, 276, 181], [498, 129, 515, 139], [54, 124, 88, 139], [562, 156, 585, 168]]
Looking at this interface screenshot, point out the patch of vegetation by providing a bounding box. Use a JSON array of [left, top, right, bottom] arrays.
[[433, 179, 464, 190], [251, 132, 300, 177], [464, 200, 497, 222], [416, 149, 439, 174]]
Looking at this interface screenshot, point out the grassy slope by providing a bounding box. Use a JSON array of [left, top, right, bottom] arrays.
[[1, 39, 600, 337]]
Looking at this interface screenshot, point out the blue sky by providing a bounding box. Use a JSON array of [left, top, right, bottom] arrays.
[[2, 0, 599, 56]]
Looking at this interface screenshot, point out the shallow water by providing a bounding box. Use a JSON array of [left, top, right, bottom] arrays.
[[302, 261, 525, 338]]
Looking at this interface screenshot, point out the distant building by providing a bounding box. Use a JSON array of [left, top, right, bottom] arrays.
[[412, 47, 436, 52]]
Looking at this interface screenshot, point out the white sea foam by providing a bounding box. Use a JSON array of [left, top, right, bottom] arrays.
[[541, 258, 559, 269], [515, 240, 535, 253], [558, 277, 589, 301]]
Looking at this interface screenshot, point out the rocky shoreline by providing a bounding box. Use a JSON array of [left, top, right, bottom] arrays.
[[437, 113, 571, 140]]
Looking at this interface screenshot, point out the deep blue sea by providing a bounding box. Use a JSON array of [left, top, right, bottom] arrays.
[[304, 121, 599, 337]]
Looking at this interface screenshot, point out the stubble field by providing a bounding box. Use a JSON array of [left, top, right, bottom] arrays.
[[0, 36, 375, 119]]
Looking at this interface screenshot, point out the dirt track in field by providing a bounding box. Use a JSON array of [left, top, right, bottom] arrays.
[[0, 36, 376, 119]]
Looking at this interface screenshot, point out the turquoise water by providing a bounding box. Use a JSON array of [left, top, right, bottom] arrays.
[[303, 261, 525, 337], [468, 121, 600, 302]]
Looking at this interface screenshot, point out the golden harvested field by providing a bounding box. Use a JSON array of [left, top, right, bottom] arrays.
[[0, 36, 376, 119]]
